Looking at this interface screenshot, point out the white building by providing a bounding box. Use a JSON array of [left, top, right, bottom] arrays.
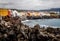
[[40, 12, 50, 16], [11, 10, 20, 17]]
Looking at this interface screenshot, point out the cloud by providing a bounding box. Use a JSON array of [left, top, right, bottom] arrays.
[[0, 0, 60, 10]]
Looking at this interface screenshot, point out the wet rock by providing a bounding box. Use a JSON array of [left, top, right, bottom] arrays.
[[56, 34, 60, 39], [52, 38, 58, 41]]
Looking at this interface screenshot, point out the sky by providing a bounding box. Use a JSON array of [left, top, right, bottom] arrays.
[[0, 0, 60, 10]]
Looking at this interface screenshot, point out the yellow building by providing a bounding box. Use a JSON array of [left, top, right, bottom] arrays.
[[34, 12, 40, 16], [0, 8, 8, 16]]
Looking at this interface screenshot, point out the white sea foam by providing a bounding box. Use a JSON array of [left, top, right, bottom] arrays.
[[22, 20, 29, 22], [40, 25, 58, 28]]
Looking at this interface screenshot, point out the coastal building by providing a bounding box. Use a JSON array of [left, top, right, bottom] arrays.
[[0, 8, 9, 16], [26, 12, 40, 17], [19, 12, 26, 16], [40, 12, 50, 16], [11, 10, 20, 17]]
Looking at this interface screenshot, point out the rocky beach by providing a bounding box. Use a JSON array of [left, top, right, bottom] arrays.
[[0, 16, 60, 41], [0, 0, 60, 41]]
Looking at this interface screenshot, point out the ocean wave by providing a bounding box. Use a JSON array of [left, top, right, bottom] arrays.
[[21, 20, 30, 22], [40, 25, 58, 28]]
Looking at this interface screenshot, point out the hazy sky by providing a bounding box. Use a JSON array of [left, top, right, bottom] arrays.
[[0, 0, 60, 10]]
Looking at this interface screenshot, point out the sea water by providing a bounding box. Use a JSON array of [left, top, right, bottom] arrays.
[[22, 19, 60, 28]]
